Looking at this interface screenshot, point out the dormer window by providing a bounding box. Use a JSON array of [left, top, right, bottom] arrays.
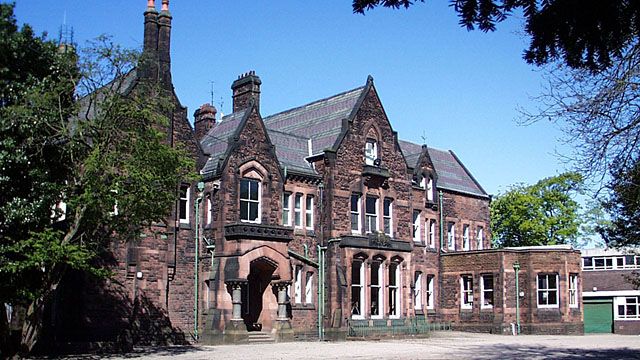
[[365, 138, 378, 165], [426, 177, 434, 202]]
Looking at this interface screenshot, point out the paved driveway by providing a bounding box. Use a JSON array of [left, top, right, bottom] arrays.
[[66, 332, 640, 359]]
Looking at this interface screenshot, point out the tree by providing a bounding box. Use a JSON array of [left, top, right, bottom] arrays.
[[490, 172, 583, 247], [352, 0, 640, 72], [600, 158, 640, 249], [0, 4, 194, 354]]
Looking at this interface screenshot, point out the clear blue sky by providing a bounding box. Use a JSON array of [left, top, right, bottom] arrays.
[[12, 0, 571, 196]]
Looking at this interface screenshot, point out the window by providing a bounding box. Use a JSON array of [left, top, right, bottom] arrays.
[[383, 198, 393, 236], [477, 227, 484, 250], [389, 263, 400, 317], [305, 195, 314, 230], [294, 266, 302, 304], [240, 179, 260, 223], [569, 274, 578, 308], [426, 275, 434, 309], [537, 274, 559, 308], [447, 222, 455, 250], [351, 260, 364, 319], [365, 138, 378, 165], [179, 184, 190, 223], [426, 177, 434, 202], [419, 177, 426, 189], [428, 220, 436, 248], [481, 275, 494, 309], [582, 255, 640, 271], [616, 297, 640, 319], [294, 193, 302, 228], [414, 272, 423, 310], [282, 193, 292, 226], [305, 272, 314, 304], [205, 194, 212, 225], [462, 225, 470, 251], [365, 196, 378, 233], [461, 275, 473, 309], [413, 211, 421, 242], [370, 261, 383, 318], [350, 194, 361, 233]]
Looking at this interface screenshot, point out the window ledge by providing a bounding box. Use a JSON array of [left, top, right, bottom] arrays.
[[179, 223, 191, 230]]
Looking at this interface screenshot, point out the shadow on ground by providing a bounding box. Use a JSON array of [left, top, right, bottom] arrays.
[[460, 344, 640, 360]]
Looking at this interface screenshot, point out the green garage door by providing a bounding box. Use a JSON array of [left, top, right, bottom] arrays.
[[584, 298, 613, 333]]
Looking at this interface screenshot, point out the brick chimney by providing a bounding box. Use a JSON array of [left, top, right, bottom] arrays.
[[141, 0, 159, 80], [194, 103, 217, 142], [157, 0, 172, 85], [231, 71, 261, 112]]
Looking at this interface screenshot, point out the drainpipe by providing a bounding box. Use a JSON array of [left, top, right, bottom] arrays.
[[194, 181, 205, 340], [513, 261, 521, 335]]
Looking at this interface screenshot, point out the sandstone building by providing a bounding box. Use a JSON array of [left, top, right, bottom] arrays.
[[50, 1, 584, 347]]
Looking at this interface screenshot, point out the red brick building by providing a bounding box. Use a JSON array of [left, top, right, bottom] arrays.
[[582, 248, 640, 335], [50, 1, 585, 347]]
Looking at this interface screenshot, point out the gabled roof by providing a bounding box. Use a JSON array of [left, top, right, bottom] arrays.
[[399, 140, 488, 198], [263, 86, 366, 153], [200, 110, 248, 176]]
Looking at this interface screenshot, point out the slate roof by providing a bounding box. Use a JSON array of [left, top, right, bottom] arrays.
[[263, 86, 366, 153], [200, 110, 247, 176], [199, 81, 487, 198], [399, 140, 488, 198]]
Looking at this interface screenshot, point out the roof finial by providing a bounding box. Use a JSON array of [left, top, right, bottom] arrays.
[[147, 0, 155, 9], [162, 0, 169, 11]]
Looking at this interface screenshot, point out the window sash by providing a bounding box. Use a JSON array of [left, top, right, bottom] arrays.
[[383, 198, 392, 236], [305, 195, 314, 229], [294, 266, 303, 304], [240, 179, 260, 222], [428, 220, 436, 248], [370, 261, 383, 318], [617, 297, 640, 319], [481, 275, 494, 308], [350, 194, 361, 233], [305, 272, 313, 304], [462, 225, 470, 251], [537, 274, 559, 307], [477, 227, 484, 250], [447, 223, 455, 250], [426, 275, 434, 309], [294, 193, 302, 228], [282, 193, 291, 226], [365, 139, 377, 165], [365, 196, 378, 233], [426, 177, 434, 201], [351, 261, 364, 319], [569, 274, 578, 307], [179, 185, 189, 223], [413, 211, 421, 242], [461, 275, 473, 308], [389, 264, 400, 317], [414, 272, 423, 310]]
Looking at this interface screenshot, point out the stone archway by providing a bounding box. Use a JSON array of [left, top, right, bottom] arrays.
[[242, 256, 278, 331]]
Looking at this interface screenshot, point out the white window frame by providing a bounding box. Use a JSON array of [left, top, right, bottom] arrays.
[[428, 219, 436, 248], [537, 274, 559, 308], [481, 275, 494, 309], [305, 272, 314, 304], [462, 225, 470, 251], [305, 195, 314, 230], [389, 263, 400, 318], [419, 177, 426, 189], [461, 275, 473, 309], [205, 194, 212, 225], [351, 194, 362, 234], [569, 274, 578, 308], [365, 196, 378, 234], [282, 192, 292, 226], [477, 227, 484, 250], [413, 210, 421, 243], [365, 138, 378, 166], [351, 260, 365, 319], [426, 275, 434, 310], [294, 193, 302, 228], [615, 296, 640, 320], [370, 261, 383, 319], [426, 177, 434, 202], [239, 179, 261, 223], [447, 222, 455, 251], [294, 265, 303, 304], [414, 272, 423, 310], [179, 185, 190, 223], [383, 198, 393, 237]]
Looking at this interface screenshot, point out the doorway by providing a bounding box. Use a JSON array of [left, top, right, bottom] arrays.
[[242, 257, 277, 331]]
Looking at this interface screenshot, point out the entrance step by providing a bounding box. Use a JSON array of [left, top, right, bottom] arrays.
[[247, 331, 276, 344]]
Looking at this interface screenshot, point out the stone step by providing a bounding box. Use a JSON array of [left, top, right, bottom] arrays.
[[247, 331, 275, 344]]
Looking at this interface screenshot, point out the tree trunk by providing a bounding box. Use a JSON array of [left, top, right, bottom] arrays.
[[19, 280, 59, 355]]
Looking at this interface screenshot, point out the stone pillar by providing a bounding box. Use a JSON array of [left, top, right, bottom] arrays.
[[271, 281, 294, 341], [223, 280, 248, 344]]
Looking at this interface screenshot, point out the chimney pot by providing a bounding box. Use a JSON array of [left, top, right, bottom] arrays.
[[162, 0, 169, 11], [231, 71, 261, 113]]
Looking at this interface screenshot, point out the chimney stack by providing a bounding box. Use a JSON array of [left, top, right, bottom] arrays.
[[194, 104, 217, 142], [141, 1, 159, 80], [157, 0, 172, 85], [231, 71, 261, 113]]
